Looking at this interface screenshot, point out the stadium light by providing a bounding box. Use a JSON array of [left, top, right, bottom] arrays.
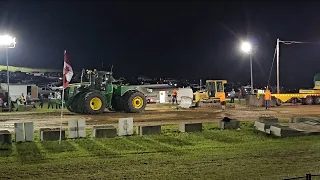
[[240, 41, 252, 54], [0, 35, 16, 48], [0, 35, 17, 111]]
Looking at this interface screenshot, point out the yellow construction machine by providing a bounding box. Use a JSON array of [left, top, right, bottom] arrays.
[[193, 80, 227, 107], [256, 73, 320, 105]]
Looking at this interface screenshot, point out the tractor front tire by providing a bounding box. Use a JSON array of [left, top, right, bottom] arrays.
[[123, 91, 147, 113], [84, 92, 106, 114]]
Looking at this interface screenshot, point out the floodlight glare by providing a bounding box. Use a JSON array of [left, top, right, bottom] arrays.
[[0, 35, 16, 48], [241, 41, 252, 54]]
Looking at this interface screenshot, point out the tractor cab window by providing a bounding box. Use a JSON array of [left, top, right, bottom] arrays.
[[105, 74, 115, 83], [206, 82, 216, 97], [216, 81, 224, 92]]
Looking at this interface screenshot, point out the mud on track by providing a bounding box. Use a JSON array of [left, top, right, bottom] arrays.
[[0, 104, 320, 131]]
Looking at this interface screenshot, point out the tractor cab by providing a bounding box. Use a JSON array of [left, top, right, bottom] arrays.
[[206, 80, 226, 98], [85, 70, 116, 91]]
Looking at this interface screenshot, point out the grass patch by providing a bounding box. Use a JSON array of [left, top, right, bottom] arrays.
[[0, 122, 320, 179], [152, 135, 194, 147], [74, 139, 119, 157], [40, 140, 75, 153], [0, 144, 13, 157], [15, 142, 46, 164]]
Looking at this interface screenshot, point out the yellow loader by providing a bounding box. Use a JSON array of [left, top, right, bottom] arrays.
[[193, 80, 231, 108]]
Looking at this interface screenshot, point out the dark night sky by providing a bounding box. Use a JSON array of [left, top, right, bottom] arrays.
[[0, 1, 320, 88]]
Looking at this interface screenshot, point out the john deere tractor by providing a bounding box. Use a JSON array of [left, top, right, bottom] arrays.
[[64, 70, 147, 114]]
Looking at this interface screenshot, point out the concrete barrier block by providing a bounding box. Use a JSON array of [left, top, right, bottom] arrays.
[[258, 117, 279, 124], [304, 120, 320, 126], [254, 121, 273, 134], [92, 126, 117, 138], [68, 120, 78, 139], [14, 123, 25, 142], [136, 125, 161, 135], [270, 124, 304, 137], [78, 119, 86, 138], [179, 123, 202, 132], [291, 116, 320, 123], [119, 118, 133, 136], [0, 130, 11, 144], [256, 95, 265, 107], [24, 122, 34, 142], [68, 119, 86, 139], [40, 128, 65, 141], [220, 120, 240, 130], [246, 95, 261, 107]]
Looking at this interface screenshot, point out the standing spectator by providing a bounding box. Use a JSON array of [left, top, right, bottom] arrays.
[[26, 93, 31, 105], [219, 92, 226, 110], [265, 87, 271, 110], [56, 91, 61, 99], [55, 91, 61, 109], [238, 88, 242, 104], [48, 93, 54, 109], [230, 89, 235, 103], [0, 97, 3, 107], [39, 94, 44, 108], [172, 89, 178, 105], [20, 93, 26, 105]]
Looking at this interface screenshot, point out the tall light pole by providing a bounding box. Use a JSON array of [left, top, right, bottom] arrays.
[[240, 41, 254, 94], [276, 38, 280, 94], [0, 35, 16, 111]]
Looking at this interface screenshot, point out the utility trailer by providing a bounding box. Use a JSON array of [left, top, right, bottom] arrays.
[[256, 74, 320, 105]]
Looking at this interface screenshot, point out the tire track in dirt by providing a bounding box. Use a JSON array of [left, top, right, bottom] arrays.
[[1, 105, 320, 131]]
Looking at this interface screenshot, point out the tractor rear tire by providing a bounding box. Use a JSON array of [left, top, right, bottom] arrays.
[[84, 92, 106, 114], [70, 93, 84, 114], [123, 91, 147, 113], [78, 93, 89, 114], [66, 105, 73, 112], [305, 96, 313, 105]]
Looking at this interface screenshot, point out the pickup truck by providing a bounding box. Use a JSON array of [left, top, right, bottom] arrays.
[[38, 87, 55, 98], [47, 84, 63, 91]]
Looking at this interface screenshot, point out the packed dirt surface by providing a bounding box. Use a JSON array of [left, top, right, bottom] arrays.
[[0, 104, 320, 131]]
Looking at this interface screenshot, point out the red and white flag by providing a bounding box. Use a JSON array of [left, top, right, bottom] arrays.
[[63, 50, 73, 89]]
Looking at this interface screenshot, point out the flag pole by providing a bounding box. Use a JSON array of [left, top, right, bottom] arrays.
[[59, 86, 65, 144], [59, 50, 66, 145]]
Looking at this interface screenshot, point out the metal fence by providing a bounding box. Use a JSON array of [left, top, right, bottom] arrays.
[[284, 174, 320, 180]]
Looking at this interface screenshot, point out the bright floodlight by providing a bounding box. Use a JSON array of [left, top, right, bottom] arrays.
[[241, 41, 252, 54], [0, 35, 16, 48]]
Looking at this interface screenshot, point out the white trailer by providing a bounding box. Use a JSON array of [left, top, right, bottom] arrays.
[[0, 83, 38, 102]]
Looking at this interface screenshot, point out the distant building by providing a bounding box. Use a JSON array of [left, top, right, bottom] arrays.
[[0, 83, 38, 101]]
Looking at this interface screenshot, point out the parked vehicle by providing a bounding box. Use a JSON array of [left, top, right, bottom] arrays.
[[47, 83, 63, 91], [38, 87, 55, 98]]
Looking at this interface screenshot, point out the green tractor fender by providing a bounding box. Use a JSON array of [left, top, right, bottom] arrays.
[[120, 86, 148, 97]]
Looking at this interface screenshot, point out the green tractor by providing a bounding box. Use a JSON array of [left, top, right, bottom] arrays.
[[64, 70, 147, 114]]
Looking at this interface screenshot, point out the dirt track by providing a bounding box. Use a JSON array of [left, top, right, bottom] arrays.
[[0, 104, 319, 131]]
